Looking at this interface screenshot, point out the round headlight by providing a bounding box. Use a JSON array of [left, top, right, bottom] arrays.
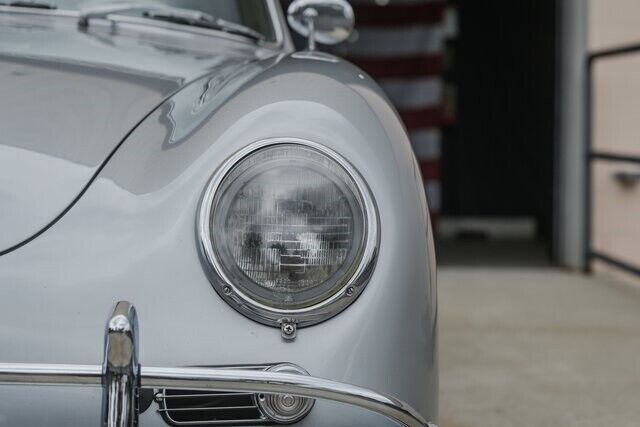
[[199, 139, 378, 327]]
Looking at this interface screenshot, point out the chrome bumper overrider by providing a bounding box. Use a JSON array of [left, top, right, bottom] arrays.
[[0, 302, 437, 427]]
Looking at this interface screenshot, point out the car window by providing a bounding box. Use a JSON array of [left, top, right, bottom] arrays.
[[53, 0, 276, 41]]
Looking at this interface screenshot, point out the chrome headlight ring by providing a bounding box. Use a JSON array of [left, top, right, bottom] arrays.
[[198, 138, 379, 330]]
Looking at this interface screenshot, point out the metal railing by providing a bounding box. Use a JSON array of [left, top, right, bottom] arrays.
[[0, 301, 436, 427]]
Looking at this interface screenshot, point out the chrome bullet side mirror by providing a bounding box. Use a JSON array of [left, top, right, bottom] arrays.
[[287, 0, 354, 51]]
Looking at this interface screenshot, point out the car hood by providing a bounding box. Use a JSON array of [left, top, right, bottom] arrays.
[[0, 12, 261, 253]]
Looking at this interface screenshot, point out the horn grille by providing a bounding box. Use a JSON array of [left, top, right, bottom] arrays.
[[155, 365, 270, 426]]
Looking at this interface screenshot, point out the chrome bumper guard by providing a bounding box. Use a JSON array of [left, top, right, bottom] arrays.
[[0, 302, 436, 427]]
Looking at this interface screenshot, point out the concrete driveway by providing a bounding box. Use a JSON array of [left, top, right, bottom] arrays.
[[439, 267, 640, 427]]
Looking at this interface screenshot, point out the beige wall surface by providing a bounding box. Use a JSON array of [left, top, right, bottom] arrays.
[[588, 0, 640, 279], [589, 0, 640, 51], [591, 160, 640, 268], [593, 54, 640, 158]]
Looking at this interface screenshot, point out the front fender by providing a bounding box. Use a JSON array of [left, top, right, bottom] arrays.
[[0, 53, 437, 426]]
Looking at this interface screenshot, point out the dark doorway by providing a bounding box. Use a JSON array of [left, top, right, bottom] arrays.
[[440, 0, 557, 265]]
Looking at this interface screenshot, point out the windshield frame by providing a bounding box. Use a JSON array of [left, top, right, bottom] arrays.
[[0, 0, 287, 49]]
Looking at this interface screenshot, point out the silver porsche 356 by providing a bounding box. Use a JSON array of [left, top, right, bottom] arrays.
[[0, 0, 437, 425]]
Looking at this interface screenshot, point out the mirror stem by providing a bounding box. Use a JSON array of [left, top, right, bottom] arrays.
[[303, 7, 318, 51]]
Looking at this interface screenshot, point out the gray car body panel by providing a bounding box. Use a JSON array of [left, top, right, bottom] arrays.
[[0, 5, 437, 427], [0, 10, 268, 252]]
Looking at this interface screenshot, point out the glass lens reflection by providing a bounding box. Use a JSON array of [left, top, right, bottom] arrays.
[[211, 145, 365, 309], [227, 166, 353, 292]]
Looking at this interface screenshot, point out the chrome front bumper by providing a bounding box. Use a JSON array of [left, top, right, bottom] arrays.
[[0, 302, 437, 427]]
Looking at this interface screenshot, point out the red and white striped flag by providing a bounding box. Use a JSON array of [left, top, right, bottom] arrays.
[[332, 0, 453, 222]]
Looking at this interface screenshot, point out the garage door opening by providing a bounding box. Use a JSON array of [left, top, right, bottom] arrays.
[[438, 1, 557, 267]]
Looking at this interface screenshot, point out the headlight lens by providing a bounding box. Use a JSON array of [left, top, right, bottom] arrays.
[[209, 144, 367, 310]]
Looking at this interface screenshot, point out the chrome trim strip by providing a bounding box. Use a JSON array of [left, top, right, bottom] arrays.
[[266, 0, 287, 50], [197, 138, 380, 329], [158, 406, 259, 412], [156, 392, 254, 398], [0, 363, 102, 385], [0, 5, 77, 17], [0, 364, 434, 427]]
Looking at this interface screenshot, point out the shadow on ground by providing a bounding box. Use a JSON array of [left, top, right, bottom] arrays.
[[436, 239, 550, 267]]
